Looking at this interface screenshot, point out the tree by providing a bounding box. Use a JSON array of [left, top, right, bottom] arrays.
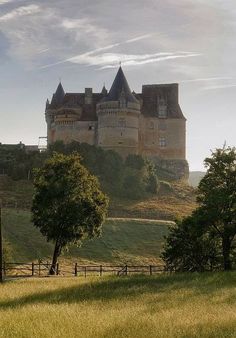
[[197, 146, 236, 270], [162, 213, 220, 272], [162, 146, 236, 271], [31, 152, 109, 275]]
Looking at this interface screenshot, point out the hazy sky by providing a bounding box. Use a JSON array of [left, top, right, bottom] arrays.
[[0, 0, 235, 171]]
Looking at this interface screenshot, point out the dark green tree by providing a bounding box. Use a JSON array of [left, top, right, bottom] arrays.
[[162, 213, 220, 272], [31, 152, 109, 275], [162, 146, 236, 271], [197, 146, 236, 270]]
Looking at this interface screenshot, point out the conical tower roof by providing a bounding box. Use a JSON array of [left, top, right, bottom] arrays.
[[104, 67, 138, 103], [51, 82, 65, 105]]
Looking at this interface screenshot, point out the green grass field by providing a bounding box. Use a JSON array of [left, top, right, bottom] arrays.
[[2, 208, 171, 264], [1, 273, 236, 337]]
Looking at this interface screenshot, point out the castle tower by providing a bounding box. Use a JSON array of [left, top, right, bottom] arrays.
[[96, 67, 141, 157], [45, 82, 82, 144], [45, 82, 66, 144]]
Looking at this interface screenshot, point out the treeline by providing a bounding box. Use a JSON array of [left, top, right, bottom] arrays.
[[0, 141, 160, 199]]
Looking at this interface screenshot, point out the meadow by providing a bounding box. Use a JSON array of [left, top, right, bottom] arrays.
[[1, 272, 236, 338], [2, 208, 171, 264]]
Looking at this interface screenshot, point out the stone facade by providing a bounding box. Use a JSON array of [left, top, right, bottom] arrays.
[[45, 67, 188, 179]]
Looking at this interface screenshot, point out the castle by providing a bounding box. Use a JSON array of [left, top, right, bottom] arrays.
[[45, 67, 188, 179]]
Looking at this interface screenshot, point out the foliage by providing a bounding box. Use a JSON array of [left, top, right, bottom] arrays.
[[0, 143, 47, 180], [197, 146, 236, 270], [162, 213, 220, 272], [31, 152, 109, 274], [125, 154, 146, 170], [0, 141, 160, 200], [162, 146, 236, 271], [49, 141, 160, 199]]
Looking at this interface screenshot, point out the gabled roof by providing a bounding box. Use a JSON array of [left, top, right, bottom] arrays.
[[103, 67, 139, 103]]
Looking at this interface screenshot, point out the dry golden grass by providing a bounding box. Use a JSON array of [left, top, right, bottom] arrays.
[[0, 272, 236, 338]]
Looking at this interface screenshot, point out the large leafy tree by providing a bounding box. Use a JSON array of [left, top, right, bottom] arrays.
[[162, 146, 236, 271], [31, 152, 109, 274], [162, 212, 220, 272], [197, 146, 236, 270]]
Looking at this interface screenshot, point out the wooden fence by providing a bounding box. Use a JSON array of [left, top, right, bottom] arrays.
[[2, 262, 167, 278]]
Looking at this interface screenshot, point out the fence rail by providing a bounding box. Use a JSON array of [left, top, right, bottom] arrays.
[[2, 262, 167, 278]]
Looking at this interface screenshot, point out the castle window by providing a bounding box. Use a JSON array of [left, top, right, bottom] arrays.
[[158, 95, 167, 118], [159, 136, 166, 148], [159, 121, 167, 131], [118, 118, 126, 128], [158, 105, 167, 118]]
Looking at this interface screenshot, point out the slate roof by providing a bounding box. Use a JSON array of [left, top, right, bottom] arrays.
[[102, 67, 139, 104], [62, 93, 104, 121], [47, 71, 185, 120], [51, 82, 65, 106], [138, 84, 185, 119]]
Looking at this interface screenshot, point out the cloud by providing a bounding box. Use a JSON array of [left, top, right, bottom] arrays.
[[55, 50, 200, 70], [61, 17, 109, 43], [181, 77, 233, 83], [203, 84, 236, 90], [0, 0, 15, 4], [125, 34, 153, 43], [0, 4, 40, 22], [40, 35, 154, 69], [40, 29, 201, 70], [99, 52, 201, 69]]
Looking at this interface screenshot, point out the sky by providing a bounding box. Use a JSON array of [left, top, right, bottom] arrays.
[[0, 0, 235, 171]]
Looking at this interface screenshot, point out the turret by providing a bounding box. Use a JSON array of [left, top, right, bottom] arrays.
[[50, 82, 65, 106], [97, 67, 141, 157], [101, 84, 107, 96]]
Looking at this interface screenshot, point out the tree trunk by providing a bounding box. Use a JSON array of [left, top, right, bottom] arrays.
[[49, 240, 62, 275], [222, 236, 232, 271]]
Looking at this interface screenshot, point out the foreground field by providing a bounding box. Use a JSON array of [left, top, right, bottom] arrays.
[[1, 273, 236, 338], [2, 208, 171, 264]]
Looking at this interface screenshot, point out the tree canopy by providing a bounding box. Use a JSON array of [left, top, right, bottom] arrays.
[[0, 141, 160, 200], [31, 152, 109, 274], [162, 146, 236, 271]]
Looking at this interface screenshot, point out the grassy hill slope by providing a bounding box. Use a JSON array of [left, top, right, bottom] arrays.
[[1, 273, 236, 338], [2, 208, 171, 264], [0, 176, 196, 264], [0, 176, 197, 220]]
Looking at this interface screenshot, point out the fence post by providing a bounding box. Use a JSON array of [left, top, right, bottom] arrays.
[[56, 263, 59, 275], [84, 266, 87, 278], [74, 263, 78, 277], [149, 265, 152, 276], [125, 265, 128, 276], [39, 262, 41, 276], [100, 265, 102, 277], [32, 262, 34, 276]]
